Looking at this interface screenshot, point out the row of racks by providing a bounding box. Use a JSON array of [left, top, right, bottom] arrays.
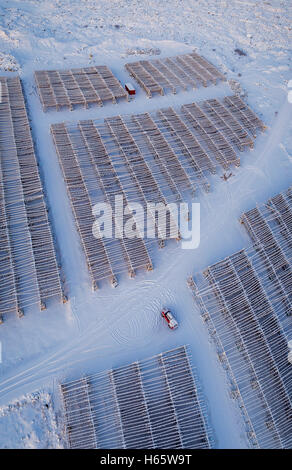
[[188, 187, 292, 449]]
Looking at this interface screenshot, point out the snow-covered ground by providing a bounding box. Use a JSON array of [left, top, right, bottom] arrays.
[[0, 0, 291, 449], [0, 391, 64, 448]]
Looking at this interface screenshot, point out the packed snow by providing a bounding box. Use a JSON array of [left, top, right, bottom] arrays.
[[0, 0, 291, 449]]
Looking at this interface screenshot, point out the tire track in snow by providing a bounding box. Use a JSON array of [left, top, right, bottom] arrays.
[[0, 279, 176, 402], [109, 286, 175, 348]]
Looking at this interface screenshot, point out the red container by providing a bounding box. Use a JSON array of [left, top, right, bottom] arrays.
[[125, 83, 136, 95]]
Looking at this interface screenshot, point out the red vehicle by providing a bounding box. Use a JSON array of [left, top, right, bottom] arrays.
[[161, 308, 178, 330]]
